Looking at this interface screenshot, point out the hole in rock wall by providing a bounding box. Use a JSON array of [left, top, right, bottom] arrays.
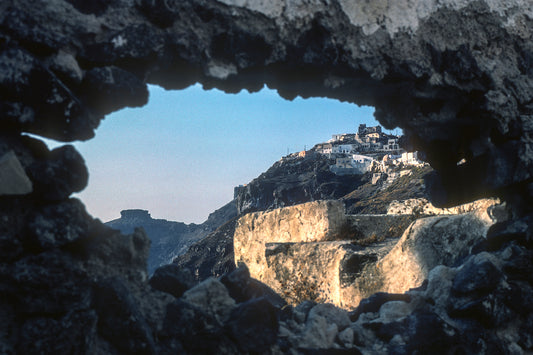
[[39, 84, 379, 224]]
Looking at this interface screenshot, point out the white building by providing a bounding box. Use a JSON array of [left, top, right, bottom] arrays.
[[331, 144, 355, 154], [331, 134, 344, 142], [352, 154, 374, 172], [335, 156, 354, 168], [383, 138, 400, 151], [315, 143, 333, 154], [330, 154, 375, 175], [399, 151, 423, 165]]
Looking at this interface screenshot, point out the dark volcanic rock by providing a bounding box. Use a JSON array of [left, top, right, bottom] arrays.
[[2, 250, 91, 316], [236, 153, 432, 216], [92, 277, 156, 354], [227, 297, 280, 353], [27, 144, 88, 201], [220, 264, 287, 308], [162, 299, 237, 353], [81, 66, 149, 115], [349, 292, 412, 322], [1, 0, 533, 353], [173, 217, 238, 281], [149, 264, 195, 298], [451, 253, 503, 296], [17, 310, 97, 354], [236, 154, 364, 215], [24, 198, 91, 251]]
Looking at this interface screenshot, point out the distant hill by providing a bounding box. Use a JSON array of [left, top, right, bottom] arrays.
[[106, 201, 237, 274]]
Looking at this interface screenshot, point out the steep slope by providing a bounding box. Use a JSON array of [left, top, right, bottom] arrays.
[[236, 154, 365, 214], [106, 201, 237, 274], [174, 217, 239, 281], [175, 154, 433, 280], [344, 165, 433, 214]]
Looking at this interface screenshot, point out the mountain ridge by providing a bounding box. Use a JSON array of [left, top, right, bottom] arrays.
[[106, 201, 237, 274]]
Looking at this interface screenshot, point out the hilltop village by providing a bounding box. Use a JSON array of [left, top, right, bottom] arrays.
[[287, 124, 426, 182]]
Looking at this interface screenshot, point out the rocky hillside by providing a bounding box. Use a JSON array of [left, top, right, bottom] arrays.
[[175, 154, 432, 280], [344, 165, 432, 214], [107, 201, 237, 274], [237, 153, 432, 215], [235, 154, 365, 214], [174, 217, 239, 281]]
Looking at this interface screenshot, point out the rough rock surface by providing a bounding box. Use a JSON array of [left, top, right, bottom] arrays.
[[1, 0, 530, 206], [1, 0, 532, 353], [387, 197, 501, 215], [173, 217, 239, 281], [178, 154, 431, 284], [234, 200, 346, 281], [376, 203, 505, 294], [266, 240, 397, 308], [236, 154, 366, 214], [234, 200, 415, 307], [0, 151, 32, 195]]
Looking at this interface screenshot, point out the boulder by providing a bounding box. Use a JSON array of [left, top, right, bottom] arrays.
[[181, 277, 236, 325], [27, 145, 88, 201], [92, 277, 156, 354], [376, 210, 501, 294], [220, 264, 286, 308], [148, 264, 195, 298], [234, 200, 346, 283], [265, 240, 395, 308], [0, 151, 32, 195], [226, 298, 280, 353], [24, 198, 91, 251]]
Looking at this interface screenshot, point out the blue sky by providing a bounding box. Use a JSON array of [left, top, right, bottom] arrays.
[[63, 84, 383, 223]]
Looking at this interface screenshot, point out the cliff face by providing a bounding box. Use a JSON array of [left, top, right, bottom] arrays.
[[236, 154, 364, 214], [236, 153, 433, 215], [173, 217, 239, 281], [1, 0, 532, 353]]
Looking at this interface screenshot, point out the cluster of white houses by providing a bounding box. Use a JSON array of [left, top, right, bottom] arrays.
[[312, 124, 425, 175], [315, 124, 401, 156]]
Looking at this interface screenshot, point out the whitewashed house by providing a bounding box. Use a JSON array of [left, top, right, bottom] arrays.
[[399, 151, 424, 165], [331, 144, 355, 154], [315, 143, 333, 154], [383, 138, 400, 151], [352, 154, 374, 173]]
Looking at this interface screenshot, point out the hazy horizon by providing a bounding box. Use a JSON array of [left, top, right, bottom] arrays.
[[42, 84, 384, 224]]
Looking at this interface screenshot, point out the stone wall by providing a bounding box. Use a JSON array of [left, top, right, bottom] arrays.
[[387, 197, 501, 215]]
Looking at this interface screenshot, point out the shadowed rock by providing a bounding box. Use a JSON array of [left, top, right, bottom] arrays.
[[1, 0, 533, 353]]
